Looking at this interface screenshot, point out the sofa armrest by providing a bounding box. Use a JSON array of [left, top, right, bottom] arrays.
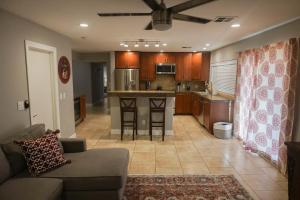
[[59, 138, 87, 153]]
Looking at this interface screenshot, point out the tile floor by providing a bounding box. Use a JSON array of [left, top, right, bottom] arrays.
[[76, 105, 288, 200]]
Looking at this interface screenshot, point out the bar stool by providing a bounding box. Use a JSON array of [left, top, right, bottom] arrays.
[[149, 98, 167, 141], [119, 98, 137, 140]]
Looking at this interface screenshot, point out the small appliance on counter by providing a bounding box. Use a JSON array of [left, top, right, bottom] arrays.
[[114, 69, 139, 90], [145, 81, 151, 90], [176, 82, 181, 92]]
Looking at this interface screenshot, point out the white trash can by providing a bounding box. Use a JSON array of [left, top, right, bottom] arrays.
[[213, 122, 233, 139]]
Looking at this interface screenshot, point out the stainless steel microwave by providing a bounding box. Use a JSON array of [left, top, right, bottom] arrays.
[[156, 63, 176, 74]]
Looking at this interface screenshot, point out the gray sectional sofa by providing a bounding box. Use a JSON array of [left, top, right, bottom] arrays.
[[0, 124, 129, 200]]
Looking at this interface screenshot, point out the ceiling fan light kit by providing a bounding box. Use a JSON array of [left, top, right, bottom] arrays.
[[98, 0, 216, 31]]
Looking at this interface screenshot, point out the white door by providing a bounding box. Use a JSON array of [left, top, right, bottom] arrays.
[[25, 41, 60, 130]]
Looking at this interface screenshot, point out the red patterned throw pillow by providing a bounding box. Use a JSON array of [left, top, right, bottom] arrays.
[[14, 131, 70, 176]]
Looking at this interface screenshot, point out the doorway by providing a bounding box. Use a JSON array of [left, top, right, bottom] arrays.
[[73, 60, 108, 115], [25, 40, 60, 130]]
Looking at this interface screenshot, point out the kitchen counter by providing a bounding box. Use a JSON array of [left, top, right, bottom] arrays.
[[108, 90, 175, 136], [108, 90, 175, 97], [192, 91, 234, 102]]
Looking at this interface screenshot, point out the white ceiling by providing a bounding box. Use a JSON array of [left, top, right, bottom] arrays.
[[1, 0, 300, 52]]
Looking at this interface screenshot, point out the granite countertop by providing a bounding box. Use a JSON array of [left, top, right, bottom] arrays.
[[191, 91, 235, 101], [108, 90, 175, 97]]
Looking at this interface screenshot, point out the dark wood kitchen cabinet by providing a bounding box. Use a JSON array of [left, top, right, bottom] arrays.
[[175, 53, 192, 81], [175, 92, 192, 114], [201, 52, 211, 81], [192, 52, 211, 81], [202, 98, 233, 133], [115, 51, 140, 68], [140, 52, 156, 81], [192, 94, 201, 117], [155, 52, 176, 64]]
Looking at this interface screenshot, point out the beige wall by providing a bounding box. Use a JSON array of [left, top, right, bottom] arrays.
[[0, 9, 75, 139], [211, 19, 300, 141]]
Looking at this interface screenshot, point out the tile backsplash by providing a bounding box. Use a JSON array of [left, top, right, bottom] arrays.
[[140, 75, 206, 91], [140, 75, 176, 90]]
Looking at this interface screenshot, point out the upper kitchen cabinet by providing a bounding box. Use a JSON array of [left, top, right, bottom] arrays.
[[192, 52, 211, 81], [115, 51, 140, 68], [140, 52, 156, 81], [155, 53, 176, 64], [175, 53, 192, 81]]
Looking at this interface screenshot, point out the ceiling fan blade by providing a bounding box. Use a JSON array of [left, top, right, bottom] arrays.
[[169, 0, 215, 13], [98, 13, 151, 17], [144, 22, 153, 30], [142, 0, 161, 10], [173, 13, 211, 24]]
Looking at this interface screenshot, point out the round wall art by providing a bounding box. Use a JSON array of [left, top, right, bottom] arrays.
[[58, 56, 71, 84]]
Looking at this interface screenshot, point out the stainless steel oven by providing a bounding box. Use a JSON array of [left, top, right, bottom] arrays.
[[156, 63, 176, 74]]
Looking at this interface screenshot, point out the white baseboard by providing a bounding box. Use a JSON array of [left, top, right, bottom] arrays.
[[111, 129, 173, 136]]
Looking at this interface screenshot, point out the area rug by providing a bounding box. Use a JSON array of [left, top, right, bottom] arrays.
[[123, 175, 253, 200]]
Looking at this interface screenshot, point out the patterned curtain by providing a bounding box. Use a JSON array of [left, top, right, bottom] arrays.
[[234, 38, 299, 174]]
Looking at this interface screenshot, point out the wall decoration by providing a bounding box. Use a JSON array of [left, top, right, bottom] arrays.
[[58, 56, 71, 84]]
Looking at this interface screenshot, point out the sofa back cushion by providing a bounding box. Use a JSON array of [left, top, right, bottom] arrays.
[[1, 124, 45, 176], [14, 132, 70, 176], [0, 148, 10, 184]]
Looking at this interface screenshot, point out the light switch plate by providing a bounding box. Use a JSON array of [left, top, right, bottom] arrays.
[[17, 101, 25, 111]]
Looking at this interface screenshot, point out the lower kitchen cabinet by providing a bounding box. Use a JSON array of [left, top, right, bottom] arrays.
[[192, 94, 201, 117], [176, 92, 234, 134], [175, 93, 192, 114], [202, 98, 233, 133]]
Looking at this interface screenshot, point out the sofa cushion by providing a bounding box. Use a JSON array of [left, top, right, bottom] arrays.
[[15, 132, 70, 176], [1, 124, 45, 176], [0, 178, 62, 200], [40, 148, 129, 191], [0, 148, 10, 184]]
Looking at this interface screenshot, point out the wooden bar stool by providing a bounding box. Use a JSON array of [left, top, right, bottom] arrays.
[[149, 98, 167, 141], [119, 98, 137, 140]]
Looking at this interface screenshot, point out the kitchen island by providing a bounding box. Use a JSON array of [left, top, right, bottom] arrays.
[[108, 90, 175, 136]]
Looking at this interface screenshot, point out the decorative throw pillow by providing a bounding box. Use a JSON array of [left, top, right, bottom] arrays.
[[14, 131, 70, 176]]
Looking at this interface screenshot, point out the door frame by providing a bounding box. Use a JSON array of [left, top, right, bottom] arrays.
[[25, 40, 61, 130]]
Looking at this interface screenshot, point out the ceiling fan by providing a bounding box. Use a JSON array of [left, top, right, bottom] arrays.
[[98, 0, 215, 31]]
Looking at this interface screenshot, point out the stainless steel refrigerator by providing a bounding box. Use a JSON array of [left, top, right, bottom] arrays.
[[114, 69, 139, 90]]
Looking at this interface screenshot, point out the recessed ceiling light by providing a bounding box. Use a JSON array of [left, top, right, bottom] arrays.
[[145, 43, 149, 47], [124, 44, 129, 47], [80, 23, 88, 28], [127, 50, 131, 52], [205, 43, 210, 47], [160, 50, 164, 52], [193, 50, 197, 53], [134, 43, 139, 47], [231, 23, 240, 28], [162, 43, 167, 46], [120, 42, 124, 46], [155, 43, 160, 47], [203, 47, 207, 50]]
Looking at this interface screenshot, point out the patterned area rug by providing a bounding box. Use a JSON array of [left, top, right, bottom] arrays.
[[123, 175, 253, 200]]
